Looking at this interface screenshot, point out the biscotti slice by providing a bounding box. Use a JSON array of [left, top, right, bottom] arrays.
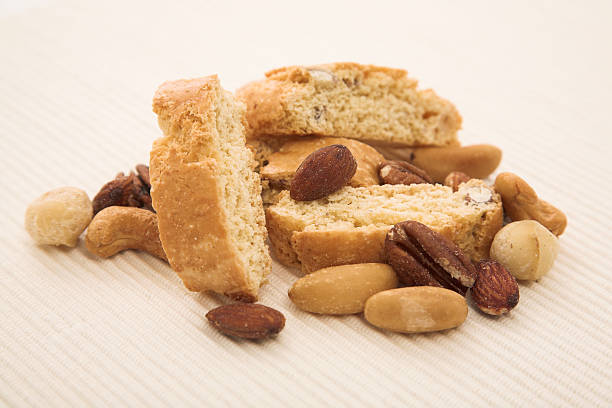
[[266, 179, 502, 273], [236, 62, 462, 147], [150, 76, 271, 302], [260, 136, 384, 205]]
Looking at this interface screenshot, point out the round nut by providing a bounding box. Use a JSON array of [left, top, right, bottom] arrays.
[[490, 220, 559, 280], [288, 263, 398, 315], [25, 187, 93, 247], [364, 286, 468, 333]]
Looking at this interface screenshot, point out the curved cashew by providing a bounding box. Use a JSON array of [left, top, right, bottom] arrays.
[[85, 206, 167, 261], [494, 172, 567, 236]]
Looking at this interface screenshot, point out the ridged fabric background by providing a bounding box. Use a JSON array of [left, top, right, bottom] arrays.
[[1, 0, 611, 406]]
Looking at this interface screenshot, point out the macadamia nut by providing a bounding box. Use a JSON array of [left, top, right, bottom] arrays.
[[490, 220, 559, 280], [25, 187, 93, 247]]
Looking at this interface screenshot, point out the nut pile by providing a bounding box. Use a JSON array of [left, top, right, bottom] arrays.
[[24, 136, 566, 341], [282, 142, 565, 333]]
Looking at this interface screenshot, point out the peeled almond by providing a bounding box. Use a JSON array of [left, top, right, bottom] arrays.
[[288, 263, 398, 315]]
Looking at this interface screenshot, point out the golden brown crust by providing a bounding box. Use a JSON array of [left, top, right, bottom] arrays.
[[237, 62, 461, 146], [292, 228, 388, 273], [265, 208, 303, 268], [264, 62, 407, 81], [151, 151, 251, 297], [150, 76, 269, 301], [291, 211, 502, 274]]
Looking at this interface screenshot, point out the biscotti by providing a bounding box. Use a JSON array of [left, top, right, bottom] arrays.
[[266, 179, 502, 273], [237, 62, 462, 147], [150, 75, 271, 302], [259, 136, 384, 205]]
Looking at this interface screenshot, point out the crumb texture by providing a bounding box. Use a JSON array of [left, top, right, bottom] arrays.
[[237, 62, 462, 146], [150, 76, 270, 300], [266, 179, 502, 271]]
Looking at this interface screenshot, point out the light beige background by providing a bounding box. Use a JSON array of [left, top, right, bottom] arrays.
[[1, 0, 611, 406]]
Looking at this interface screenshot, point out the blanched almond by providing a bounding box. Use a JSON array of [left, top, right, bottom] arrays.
[[288, 263, 398, 315], [364, 287, 468, 333]]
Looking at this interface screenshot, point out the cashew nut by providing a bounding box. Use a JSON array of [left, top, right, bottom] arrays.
[[494, 172, 567, 236], [85, 206, 167, 261]]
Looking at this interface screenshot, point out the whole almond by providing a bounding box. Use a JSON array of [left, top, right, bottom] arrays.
[[290, 144, 357, 201], [364, 287, 468, 333], [289, 263, 398, 315], [206, 303, 285, 340], [471, 260, 519, 315]]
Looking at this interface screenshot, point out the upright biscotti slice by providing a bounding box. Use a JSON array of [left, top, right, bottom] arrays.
[[260, 136, 384, 205], [150, 76, 271, 302], [236, 62, 462, 147], [266, 179, 502, 273]]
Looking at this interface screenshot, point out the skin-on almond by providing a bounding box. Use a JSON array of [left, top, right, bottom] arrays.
[[373, 144, 502, 183], [364, 287, 468, 333], [290, 144, 357, 201], [206, 303, 285, 340], [471, 260, 519, 315], [288, 263, 399, 315]]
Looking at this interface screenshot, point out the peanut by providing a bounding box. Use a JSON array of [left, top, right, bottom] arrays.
[[25, 187, 93, 247], [288, 263, 398, 315], [85, 206, 167, 261], [364, 287, 468, 333]]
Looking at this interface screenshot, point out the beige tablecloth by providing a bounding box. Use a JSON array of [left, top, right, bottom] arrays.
[[1, 0, 611, 406]]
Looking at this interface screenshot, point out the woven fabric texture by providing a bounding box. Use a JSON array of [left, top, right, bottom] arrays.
[[1, 0, 611, 406]]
